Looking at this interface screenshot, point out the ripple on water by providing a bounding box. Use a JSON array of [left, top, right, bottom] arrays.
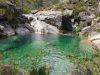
[[0, 33, 95, 71]]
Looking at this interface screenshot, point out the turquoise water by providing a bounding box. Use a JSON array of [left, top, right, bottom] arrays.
[[0, 34, 95, 72]]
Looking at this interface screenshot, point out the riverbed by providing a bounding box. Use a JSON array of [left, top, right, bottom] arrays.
[[0, 33, 97, 74]]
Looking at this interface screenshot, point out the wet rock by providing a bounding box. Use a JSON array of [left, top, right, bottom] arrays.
[[15, 27, 30, 36]]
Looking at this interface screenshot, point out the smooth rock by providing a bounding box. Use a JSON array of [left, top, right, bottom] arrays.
[[15, 27, 30, 35], [3, 26, 15, 36]]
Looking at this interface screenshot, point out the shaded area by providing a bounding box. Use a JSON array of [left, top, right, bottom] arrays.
[[61, 16, 73, 33]]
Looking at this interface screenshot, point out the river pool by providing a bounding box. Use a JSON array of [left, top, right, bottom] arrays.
[[0, 34, 95, 72]]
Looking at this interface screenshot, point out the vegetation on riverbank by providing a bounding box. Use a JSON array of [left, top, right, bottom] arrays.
[[0, 0, 100, 75]]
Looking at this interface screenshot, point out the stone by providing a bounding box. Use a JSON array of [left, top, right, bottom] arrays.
[[3, 26, 15, 36], [0, 25, 5, 31], [15, 27, 30, 35], [82, 26, 91, 33], [78, 12, 87, 21], [30, 19, 59, 34], [78, 11, 95, 21], [63, 9, 73, 16]]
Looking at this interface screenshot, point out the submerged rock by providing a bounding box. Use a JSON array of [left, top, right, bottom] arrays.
[[37, 55, 93, 75]]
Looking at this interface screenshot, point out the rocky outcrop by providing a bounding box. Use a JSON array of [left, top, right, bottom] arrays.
[[24, 10, 73, 34], [0, 2, 32, 37], [15, 27, 30, 36]]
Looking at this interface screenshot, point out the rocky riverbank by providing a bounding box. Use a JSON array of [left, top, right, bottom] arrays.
[[0, 0, 100, 75]]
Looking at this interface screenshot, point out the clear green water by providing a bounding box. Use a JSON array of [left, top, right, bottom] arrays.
[[0, 34, 95, 72]]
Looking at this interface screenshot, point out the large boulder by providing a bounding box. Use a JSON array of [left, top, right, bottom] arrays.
[[0, 25, 5, 31], [24, 10, 73, 34], [24, 11, 62, 28], [15, 27, 30, 36], [37, 55, 93, 75], [3, 26, 15, 36], [78, 11, 95, 21], [30, 19, 59, 34], [34, 11, 62, 28]]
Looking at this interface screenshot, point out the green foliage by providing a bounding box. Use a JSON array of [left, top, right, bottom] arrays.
[[75, 26, 81, 35], [73, 1, 86, 15], [23, 5, 31, 13]]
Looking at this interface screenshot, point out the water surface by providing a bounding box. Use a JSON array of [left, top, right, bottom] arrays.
[[0, 34, 94, 72]]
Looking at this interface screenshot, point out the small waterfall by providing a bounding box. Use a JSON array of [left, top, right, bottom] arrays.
[[30, 18, 59, 34]]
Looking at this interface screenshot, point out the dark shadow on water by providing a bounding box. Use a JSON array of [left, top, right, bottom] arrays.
[[0, 34, 33, 51]]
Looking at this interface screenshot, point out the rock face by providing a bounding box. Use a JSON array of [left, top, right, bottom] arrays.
[[69, 0, 80, 4], [24, 10, 73, 34], [15, 27, 30, 35]]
